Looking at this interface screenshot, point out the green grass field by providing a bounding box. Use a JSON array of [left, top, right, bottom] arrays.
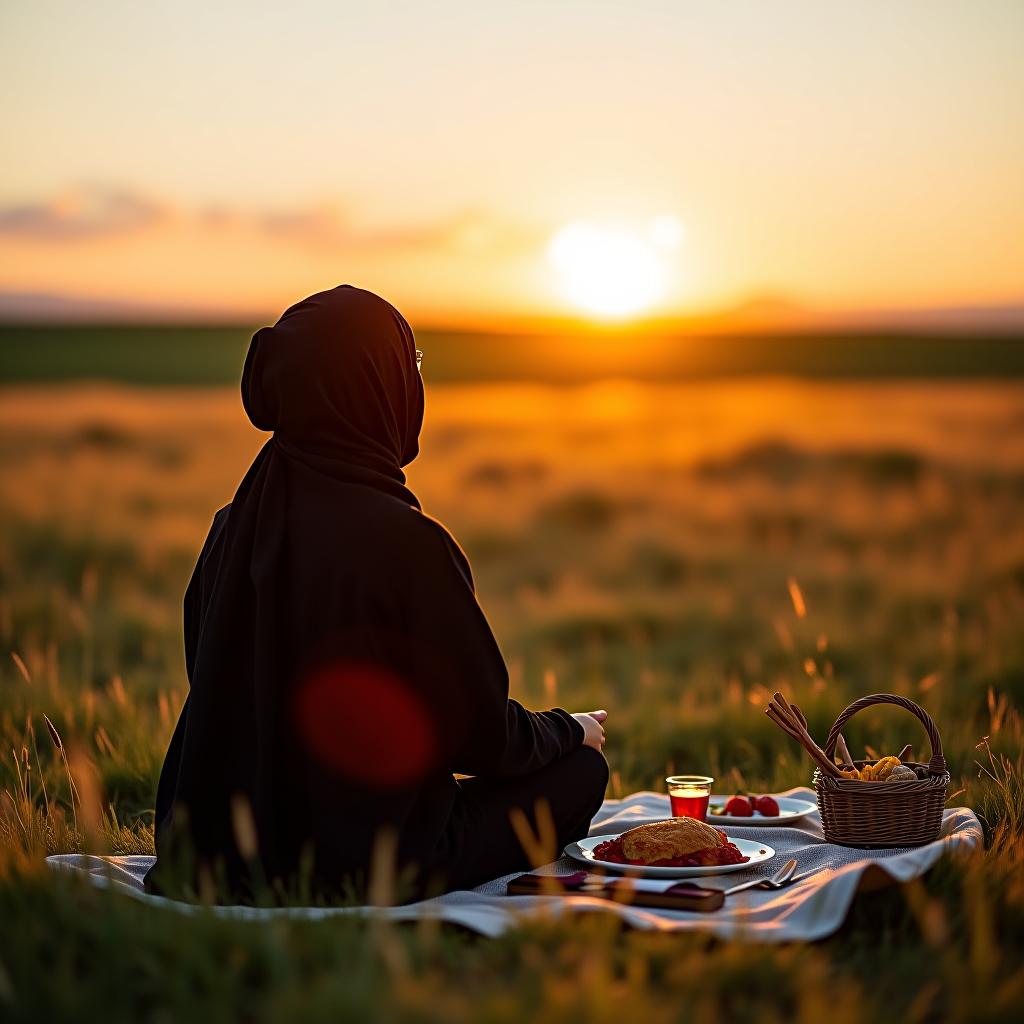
[[3, 324, 1024, 384], [1, 373, 1022, 1022]]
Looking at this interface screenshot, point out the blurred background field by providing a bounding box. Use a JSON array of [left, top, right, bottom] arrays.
[[2, 347, 1022, 828]]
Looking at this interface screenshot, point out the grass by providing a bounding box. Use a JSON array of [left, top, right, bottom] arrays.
[[1, 377, 1023, 1021], [2, 324, 1024, 384]]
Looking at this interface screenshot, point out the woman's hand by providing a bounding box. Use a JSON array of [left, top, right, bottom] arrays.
[[571, 709, 608, 751]]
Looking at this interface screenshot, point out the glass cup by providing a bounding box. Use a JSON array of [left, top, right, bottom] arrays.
[[666, 775, 714, 820]]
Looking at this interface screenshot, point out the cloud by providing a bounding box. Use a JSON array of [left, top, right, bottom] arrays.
[[195, 197, 541, 259], [0, 185, 169, 241], [257, 203, 354, 247], [0, 184, 540, 256], [253, 203, 534, 256]]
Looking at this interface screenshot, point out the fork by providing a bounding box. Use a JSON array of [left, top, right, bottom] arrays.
[[722, 858, 798, 897]]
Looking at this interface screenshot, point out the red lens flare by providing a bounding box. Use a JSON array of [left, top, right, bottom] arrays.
[[294, 661, 435, 787]]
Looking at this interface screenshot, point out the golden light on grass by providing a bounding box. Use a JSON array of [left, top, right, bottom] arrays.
[[230, 794, 259, 861], [10, 652, 31, 685], [543, 668, 557, 703], [788, 577, 807, 619], [508, 798, 558, 869]]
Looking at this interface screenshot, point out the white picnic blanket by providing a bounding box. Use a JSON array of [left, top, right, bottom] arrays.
[[46, 787, 982, 942]]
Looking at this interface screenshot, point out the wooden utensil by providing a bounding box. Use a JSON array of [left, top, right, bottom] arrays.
[[791, 701, 847, 779], [765, 693, 845, 779]]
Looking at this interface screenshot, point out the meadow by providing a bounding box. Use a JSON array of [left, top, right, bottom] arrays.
[[1, 371, 1023, 1022], [3, 324, 1024, 385]]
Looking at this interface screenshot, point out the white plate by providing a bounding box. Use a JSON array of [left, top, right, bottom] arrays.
[[704, 795, 816, 826], [565, 835, 775, 878]]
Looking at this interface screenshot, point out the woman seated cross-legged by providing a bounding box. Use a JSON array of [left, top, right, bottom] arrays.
[[145, 285, 609, 903]]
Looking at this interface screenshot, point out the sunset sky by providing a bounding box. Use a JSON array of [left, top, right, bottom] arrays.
[[2, 1, 1023, 326]]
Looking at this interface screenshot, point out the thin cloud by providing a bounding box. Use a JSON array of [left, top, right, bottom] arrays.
[[0, 184, 540, 256], [258, 203, 353, 248], [254, 203, 535, 255], [0, 185, 169, 241]]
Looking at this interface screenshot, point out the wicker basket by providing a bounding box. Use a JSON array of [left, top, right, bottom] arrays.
[[814, 693, 950, 848]]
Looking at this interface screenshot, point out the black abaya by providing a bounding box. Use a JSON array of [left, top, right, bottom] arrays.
[[145, 286, 599, 902]]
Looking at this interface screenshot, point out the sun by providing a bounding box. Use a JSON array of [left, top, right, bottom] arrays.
[[547, 217, 683, 319]]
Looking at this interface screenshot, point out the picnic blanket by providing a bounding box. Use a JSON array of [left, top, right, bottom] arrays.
[[46, 787, 982, 942]]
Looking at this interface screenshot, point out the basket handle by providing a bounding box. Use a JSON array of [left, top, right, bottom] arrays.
[[823, 693, 946, 776]]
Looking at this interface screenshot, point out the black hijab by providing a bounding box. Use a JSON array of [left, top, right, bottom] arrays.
[[146, 285, 582, 902], [241, 285, 423, 506]]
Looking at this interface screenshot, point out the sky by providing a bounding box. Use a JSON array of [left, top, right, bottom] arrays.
[[2, 0, 1023, 326]]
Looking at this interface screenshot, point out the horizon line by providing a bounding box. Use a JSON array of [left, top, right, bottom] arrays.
[[2, 292, 1024, 338]]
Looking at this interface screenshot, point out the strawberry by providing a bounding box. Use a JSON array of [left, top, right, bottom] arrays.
[[724, 795, 753, 816], [755, 795, 780, 816]]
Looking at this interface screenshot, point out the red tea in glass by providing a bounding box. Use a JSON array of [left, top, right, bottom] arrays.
[[669, 791, 711, 818], [666, 775, 714, 820]]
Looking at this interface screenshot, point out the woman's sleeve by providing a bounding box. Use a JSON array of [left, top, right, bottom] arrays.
[[406, 525, 584, 778]]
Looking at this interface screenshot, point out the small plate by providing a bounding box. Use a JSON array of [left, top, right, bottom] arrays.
[[705, 795, 816, 826], [565, 835, 775, 878]]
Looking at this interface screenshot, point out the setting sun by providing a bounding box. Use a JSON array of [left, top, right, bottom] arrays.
[[547, 218, 683, 319]]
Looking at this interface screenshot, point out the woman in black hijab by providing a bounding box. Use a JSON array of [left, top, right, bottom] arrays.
[[145, 285, 609, 903]]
